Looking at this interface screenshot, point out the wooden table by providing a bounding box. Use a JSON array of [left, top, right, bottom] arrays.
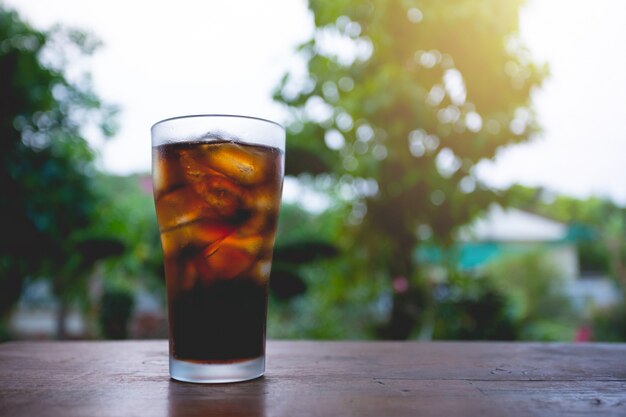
[[1, 341, 625, 416]]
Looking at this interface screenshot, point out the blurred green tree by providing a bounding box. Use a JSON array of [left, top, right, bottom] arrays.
[[93, 174, 163, 289], [0, 5, 119, 339], [274, 0, 546, 338], [432, 272, 518, 341], [90, 174, 163, 339], [268, 198, 387, 339], [99, 287, 135, 340], [508, 185, 626, 340], [485, 251, 576, 341]]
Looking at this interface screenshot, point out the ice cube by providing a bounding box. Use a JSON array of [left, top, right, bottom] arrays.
[[160, 218, 235, 258], [179, 148, 222, 184], [223, 235, 264, 256], [239, 184, 281, 235], [180, 151, 248, 221], [198, 235, 264, 283], [198, 175, 246, 220], [153, 147, 187, 197], [155, 186, 210, 231], [199, 141, 272, 186], [199, 246, 254, 283]]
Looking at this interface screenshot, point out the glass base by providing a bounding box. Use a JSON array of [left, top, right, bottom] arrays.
[[169, 356, 265, 383]]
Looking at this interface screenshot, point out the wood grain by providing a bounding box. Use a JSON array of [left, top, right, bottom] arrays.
[[0, 341, 625, 417]]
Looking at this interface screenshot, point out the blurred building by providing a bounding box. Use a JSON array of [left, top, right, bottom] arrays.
[[458, 205, 578, 275], [419, 204, 620, 312]]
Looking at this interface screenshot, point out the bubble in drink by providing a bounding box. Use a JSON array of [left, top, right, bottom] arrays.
[[153, 140, 283, 362]]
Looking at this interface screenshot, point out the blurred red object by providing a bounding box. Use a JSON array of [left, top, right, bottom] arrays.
[[392, 276, 409, 294], [574, 325, 593, 342]]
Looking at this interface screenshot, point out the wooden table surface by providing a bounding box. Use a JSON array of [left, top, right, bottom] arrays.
[[0, 341, 625, 417]]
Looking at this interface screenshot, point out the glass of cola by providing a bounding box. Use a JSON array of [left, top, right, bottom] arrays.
[[151, 115, 285, 383]]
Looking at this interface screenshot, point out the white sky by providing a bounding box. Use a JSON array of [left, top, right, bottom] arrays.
[[6, 0, 626, 204], [476, 0, 626, 204]]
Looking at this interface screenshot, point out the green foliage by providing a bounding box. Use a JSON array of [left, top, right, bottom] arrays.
[[268, 257, 389, 339], [578, 240, 610, 274], [509, 186, 622, 225], [0, 5, 119, 335], [93, 174, 164, 292], [268, 199, 387, 339], [433, 273, 517, 340], [271, 240, 339, 300], [592, 303, 626, 342], [270, 192, 343, 300], [484, 250, 576, 341], [432, 249, 583, 342], [99, 287, 135, 340], [505, 188, 626, 342], [274, 0, 546, 337]]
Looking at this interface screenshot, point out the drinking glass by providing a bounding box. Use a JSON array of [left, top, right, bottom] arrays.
[[151, 114, 285, 383]]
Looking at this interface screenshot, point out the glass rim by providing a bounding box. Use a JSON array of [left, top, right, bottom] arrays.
[[150, 114, 284, 132]]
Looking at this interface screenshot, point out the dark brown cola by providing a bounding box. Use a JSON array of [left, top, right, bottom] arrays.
[[153, 140, 283, 362]]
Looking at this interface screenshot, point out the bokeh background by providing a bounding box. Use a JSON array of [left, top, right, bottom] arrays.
[[1, 0, 625, 342]]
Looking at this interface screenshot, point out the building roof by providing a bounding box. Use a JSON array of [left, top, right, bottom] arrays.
[[459, 204, 569, 243]]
